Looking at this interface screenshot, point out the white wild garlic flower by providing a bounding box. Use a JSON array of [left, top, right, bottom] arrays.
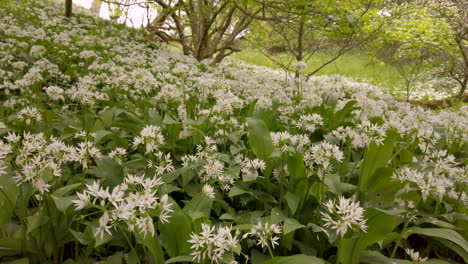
[[243, 222, 282, 250], [188, 223, 239, 264], [321, 196, 367, 237], [132, 125, 165, 154]]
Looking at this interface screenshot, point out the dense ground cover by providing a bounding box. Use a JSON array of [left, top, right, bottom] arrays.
[[0, 1, 467, 263]]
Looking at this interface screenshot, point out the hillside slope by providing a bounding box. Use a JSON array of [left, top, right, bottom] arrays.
[[0, 1, 467, 264]]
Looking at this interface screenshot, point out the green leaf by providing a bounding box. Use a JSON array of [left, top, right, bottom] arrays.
[[159, 203, 192, 258], [270, 208, 286, 225], [246, 117, 275, 161], [93, 130, 113, 144], [359, 132, 397, 195], [135, 232, 165, 264], [68, 229, 90, 245], [360, 251, 411, 264], [403, 227, 468, 262], [105, 251, 123, 264], [52, 183, 81, 197], [284, 192, 300, 215], [337, 208, 399, 264], [165, 256, 194, 263], [51, 195, 75, 212], [228, 184, 249, 197], [263, 254, 327, 264], [183, 193, 213, 220], [94, 157, 124, 187], [26, 215, 49, 234], [283, 218, 305, 234]]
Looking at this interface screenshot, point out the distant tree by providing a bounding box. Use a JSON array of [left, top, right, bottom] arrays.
[[246, 0, 391, 79], [423, 0, 467, 97], [147, 0, 264, 63], [65, 0, 72, 17], [368, 0, 466, 98]]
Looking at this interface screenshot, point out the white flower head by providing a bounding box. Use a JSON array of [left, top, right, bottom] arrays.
[[321, 196, 367, 237]]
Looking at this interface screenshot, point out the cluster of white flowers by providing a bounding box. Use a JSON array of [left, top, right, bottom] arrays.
[[294, 113, 323, 133], [242, 222, 282, 250], [304, 142, 344, 177], [146, 151, 175, 176], [72, 174, 173, 238], [292, 60, 308, 73], [271, 131, 310, 153], [330, 120, 387, 149], [188, 223, 239, 264], [132, 125, 165, 154], [182, 137, 236, 191], [108, 147, 127, 164], [237, 155, 266, 181], [44, 85, 65, 101], [405, 248, 428, 262], [17, 106, 41, 125], [2, 132, 75, 194], [321, 196, 367, 237]]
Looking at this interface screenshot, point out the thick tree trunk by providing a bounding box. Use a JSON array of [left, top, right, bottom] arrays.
[[90, 0, 102, 16], [65, 0, 72, 17]]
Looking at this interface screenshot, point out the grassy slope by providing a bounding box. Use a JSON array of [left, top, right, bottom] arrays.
[[233, 48, 403, 90]]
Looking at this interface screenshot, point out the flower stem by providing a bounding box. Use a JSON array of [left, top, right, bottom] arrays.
[[118, 223, 141, 264], [391, 220, 410, 258], [266, 244, 274, 258]]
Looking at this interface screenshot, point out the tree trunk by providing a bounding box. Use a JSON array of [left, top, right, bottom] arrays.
[[90, 0, 102, 16], [458, 77, 467, 98], [65, 0, 72, 17], [295, 20, 304, 78]]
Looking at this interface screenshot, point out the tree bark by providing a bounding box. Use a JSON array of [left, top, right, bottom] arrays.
[[65, 0, 72, 17]]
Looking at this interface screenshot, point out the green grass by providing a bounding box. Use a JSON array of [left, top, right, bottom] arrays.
[[233, 48, 404, 90]]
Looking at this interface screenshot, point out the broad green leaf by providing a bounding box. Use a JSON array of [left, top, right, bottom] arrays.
[[51, 195, 75, 212], [285, 154, 308, 212], [360, 251, 411, 264], [94, 157, 124, 187], [159, 203, 192, 258], [337, 208, 399, 264], [284, 192, 300, 215], [135, 232, 165, 264], [263, 254, 327, 264], [283, 218, 305, 234], [437, 239, 468, 263], [68, 229, 90, 245], [270, 207, 286, 225], [26, 215, 49, 234], [359, 132, 397, 196], [246, 117, 275, 161], [93, 130, 112, 144], [183, 193, 213, 220], [105, 251, 123, 264], [228, 184, 249, 197], [52, 183, 81, 197], [165, 256, 194, 263], [0, 171, 18, 223], [403, 227, 468, 262]]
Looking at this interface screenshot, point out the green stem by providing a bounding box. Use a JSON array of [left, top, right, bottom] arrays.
[[118, 223, 141, 264], [336, 239, 343, 264], [391, 220, 410, 258], [457, 183, 466, 210], [0, 187, 15, 209], [266, 243, 274, 258]]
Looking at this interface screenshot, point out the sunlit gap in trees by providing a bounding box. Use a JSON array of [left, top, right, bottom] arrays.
[[74, 0, 156, 28]]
